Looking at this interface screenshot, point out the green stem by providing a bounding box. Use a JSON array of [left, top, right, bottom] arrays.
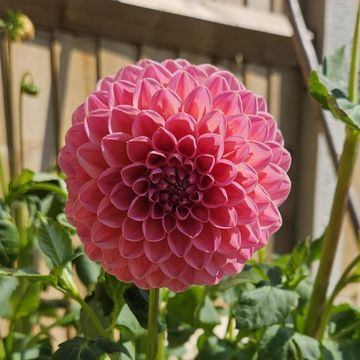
[[305, 130, 360, 338], [349, 3, 360, 103], [146, 289, 160, 360], [317, 254, 360, 339]]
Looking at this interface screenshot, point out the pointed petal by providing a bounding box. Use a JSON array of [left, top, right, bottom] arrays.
[[149, 88, 181, 119], [182, 86, 212, 121], [167, 229, 192, 257], [132, 110, 165, 138], [192, 224, 221, 253], [101, 132, 131, 167], [110, 105, 139, 134], [122, 217, 144, 242]]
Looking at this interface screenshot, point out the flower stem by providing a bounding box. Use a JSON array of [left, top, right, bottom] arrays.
[[146, 289, 159, 360]]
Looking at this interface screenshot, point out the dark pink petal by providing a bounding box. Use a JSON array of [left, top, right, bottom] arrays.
[[167, 280, 188, 293], [224, 182, 246, 206], [212, 160, 237, 186], [150, 202, 165, 219], [140, 63, 172, 85], [177, 217, 203, 238], [150, 88, 181, 118], [77, 143, 107, 178], [162, 59, 183, 73], [192, 224, 221, 253], [133, 78, 162, 109], [249, 185, 270, 212], [85, 110, 110, 143], [195, 154, 215, 174], [205, 253, 227, 276], [258, 202, 281, 234], [197, 110, 227, 137], [239, 220, 261, 248], [85, 91, 108, 113], [73, 205, 97, 229], [167, 230, 192, 257], [256, 95, 267, 111], [209, 206, 238, 229], [110, 105, 139, 134], [162, 214, 177, 233], [213, 91, 243, 115], [143, 218, 166, 242], [128, 257, 157, 279], [72, 104, 86, 125], [177, 135, 196, 158], [152, 127, 176, 153], [144, 240, 172, 263], [115, 64, 142, 83], [97, 167, 122, 195], [203, 187, 228, 208], [247, 141, 273, 171], [109, 80, 135, 106], [127, 136, 152, 162], [223, 136, 249, 163], [160, 255, 188, 278], [121, 163, 148, 187], [91, 220, 119, 249], [217, 228, 241, 255], [146, 151, 167, 169], [122, 217, 144, 241], [198, 174, 215, 190], [146, 268, 171, 288], [235, 163, 258, 194], [184, 247, 212, 270], [101, 132, 131, 167], [65, 123, 88, 153], [221, 262, 245, 276], [248, 115, 270, 142], [132, 178, 150, 196], [110, 182, 135, 210], [132, 110, 165, 138], [182, 86, 212, 121], [79, 179, 104, 213], [226, 114, 251, 137], [191, 204, 209, 223], [119, 239, 144, 259], [149, 168, 163, 184], [97, 197, 126, 228], [240, 91, 258, 114], [165, 112, 196, 140], [127, 196, 150, 221], [168, 70, 198, 100], [197, 133, 224, 161], [235, 196, 258, 225], [168, 153, 183, 167]]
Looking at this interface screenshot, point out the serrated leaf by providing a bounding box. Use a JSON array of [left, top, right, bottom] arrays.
[[36, 215, 72, 269], [235, 286, 299, 330]]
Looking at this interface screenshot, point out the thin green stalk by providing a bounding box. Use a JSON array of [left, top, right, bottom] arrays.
[[316, 254, 360, 339], [146, 289, 160, 360], [304, 2, 360, 338]]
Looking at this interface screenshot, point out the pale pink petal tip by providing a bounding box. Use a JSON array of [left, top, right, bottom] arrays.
[[59, 58, 291, 292]]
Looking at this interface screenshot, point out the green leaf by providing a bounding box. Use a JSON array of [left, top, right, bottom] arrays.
[[124, 286, 150, 329], [329, 304, 360, 339], [36, 215, 72, 269], [9, 169, 34, 192], [258, 325, 320, 360], [322, 339, 360, 360], [0, 267, 57, 285], [74, 253, 100, 288], [116, 304, 145, 341], [0, 276, 18, 317], [235, 286, 299, 330], [52, 337, 131, 360], [198, 297, 220, 330], [0, 218, 20, 266]]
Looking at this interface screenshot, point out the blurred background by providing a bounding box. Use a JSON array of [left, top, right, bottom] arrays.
[[0, 0, 359, 300]]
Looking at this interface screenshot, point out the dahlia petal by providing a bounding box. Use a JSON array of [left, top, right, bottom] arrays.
[[140, 63, 172, 85], [240, 91, 258, 114], [205, 253, 227, 276], [126, 136, 152, 162], [197, 133, 224, 161], [183, 65, 208, 84], [101, 132, 131, 167], [143, 218, 166, 242], [96, 76, 114, 92], [165, 112, 196, 140], [85, 91, 108, 113], [127, 196, 150, 221], [113, 266, 136, 282], [128, 256, 156, 279], [152, 127, 177, 153], [58, 149, 77, 177], [247, 141, 273, 171], [77, 143, 107, 178], [236, 196, 258, 225], [192, 224, 221, 253], [133, 78, 162, 109], [110, 182, 135, 210], [102, 248, 124, 268], [168, 153, 183, 167], [122, 217, 144, 242], [177, 135, 197, 158], [195, 154, 215, 174], [161, 59, 183, 73], [72, 104, 86, 125], [199, 63, 219, 76], [258, 201, 282, 234], [150, 202, 165, 219], [132, 178, 150, 196], [146, 268, 171, 288], [256, 95, 267, 112], [206, 74, 230, 97], [160, 255, 188, 278], [202, 187, 228, 208], [209, 206, 238, 229], [235, 163, 258, 193], [109, 80, 135, 106], [121, 163, 148, 187], [150, 88, 181, 119], [97, 167, 122, 195], [98, 197, 126, 228], [91, 221, 119, 249], [217, 228, 241, 255], [249, 185, 270, 212], [190, 204, 209, 223], [119, 239, 144, 259], [212, 160, 237, 186], [72, 205, 97, 228], [85, 110, 110, 143], [167, 280, 189, 293], [177, 217, 203, 238], [224, 182, 246, 206], [221, 262, 245, 276], [193, 269, 220, 286], [148, 168, 164, 184], [115, 64, 142, 83], [65, 123, 88, 153], [168, 70, 198, 100], [132, 110, 165, 138], [248, 115, 269, 142], [223, 136, 249, 163], [162, 214, 177, 233], [184, 247, 212, 270], [182, 86, 212, 121], [79, 179, 104, 213], [198, 174, 215, 190], [239, 220, 261, 248], [146, 151, 167, 169], [167, 230, 192, 257], [215, 70, 244, 91], [197, 110, 227, 137], [226, 114, 251, 138], [175, 206, 190, 220], [110, 105, 139, 134], [213, 91, 243, 115]]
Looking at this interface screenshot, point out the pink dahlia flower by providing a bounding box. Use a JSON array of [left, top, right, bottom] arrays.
[[58, 59, 291, 292]]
